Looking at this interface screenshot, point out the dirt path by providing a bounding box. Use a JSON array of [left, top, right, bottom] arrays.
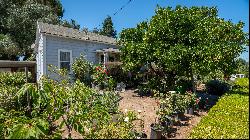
[[118, 89, 159, 138], [118, 89, 208, 139], [168, 111, 207, 139]]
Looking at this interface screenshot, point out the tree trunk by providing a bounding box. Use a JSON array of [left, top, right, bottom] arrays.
[[190, 68, 196, 93]]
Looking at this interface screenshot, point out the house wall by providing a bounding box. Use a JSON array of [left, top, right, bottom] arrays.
[[43, 35, 118, 80], [0, 68, 11, 72]]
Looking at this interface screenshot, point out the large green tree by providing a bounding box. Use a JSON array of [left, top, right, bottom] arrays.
[[119, 6, 248, 92], [0, 0, 63, 60], [100, 15, 117, 38]]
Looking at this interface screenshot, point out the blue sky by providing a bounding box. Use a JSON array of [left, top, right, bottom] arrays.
[[61, 0, 249, 61]]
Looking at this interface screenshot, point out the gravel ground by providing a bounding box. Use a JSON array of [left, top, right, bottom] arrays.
[[118, 89, 208, 139]]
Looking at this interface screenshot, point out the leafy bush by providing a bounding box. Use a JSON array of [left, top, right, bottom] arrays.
[[233, 78, 249, 93], [0, 73, 140, 139], [205, 80, 230, 96], [175, 78, 193, 94], [156, 92, 193, 122], [72, 54, 93, 85], [0, 72, 31, 111], [185, 91, 197, 107], [93, 111, 140, 139], [0, 72, 31, 87], [92, 65, 116, 90], [189, 93, 249, 139], [106, 65, 127, 83], [0, 85, 20, 111]]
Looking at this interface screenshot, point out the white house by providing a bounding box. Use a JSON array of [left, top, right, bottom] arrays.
[[34, 22, 121, 81], [230, 74, 245, 81]]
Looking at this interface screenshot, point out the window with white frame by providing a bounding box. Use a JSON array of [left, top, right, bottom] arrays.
[[58, 49, 72, 72]]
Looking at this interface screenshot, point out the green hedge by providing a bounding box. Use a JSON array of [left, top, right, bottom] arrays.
[[233, 78, 249, 93], [189, 93, 249, 139]]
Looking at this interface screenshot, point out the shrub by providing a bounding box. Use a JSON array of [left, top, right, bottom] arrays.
[[157, 92, 190, 121], [184, 91, 197, 108], [72, 54, 93, 85], [106, 65, 127, 83], [0, 72, 31, 87], [0, 85, 20, 111], [205, 80, 230, 96], [233, 78, 249, 93], [189, 93, 249, 139], [92, 65, 116, 90], [175, 78, 193, 94], [0, 72, 140, 139], [0, 72, 31, 111]]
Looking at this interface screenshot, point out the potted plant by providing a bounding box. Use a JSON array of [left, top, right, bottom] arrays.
[[157, 94, 175, 128], [185, 91, 197, 115], [150, 122, 164, 139], [173, 94, 186, 121]]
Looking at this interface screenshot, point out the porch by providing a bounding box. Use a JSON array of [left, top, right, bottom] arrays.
[[95, 48, 122, 67]]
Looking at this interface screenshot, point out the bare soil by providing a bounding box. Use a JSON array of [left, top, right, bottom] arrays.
[[59, 89, 208, 139], [118, 89, 208, 139]]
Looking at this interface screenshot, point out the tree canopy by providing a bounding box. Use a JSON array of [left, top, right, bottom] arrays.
[[119, 6, 248, 92], [100, 15, 117, 38], [0, 0, 64, 60], [0, 0, 84, 60], [60, 19, 81, 30]]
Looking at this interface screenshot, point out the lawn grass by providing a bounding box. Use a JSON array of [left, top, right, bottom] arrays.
[[189, 92, 249, 139]]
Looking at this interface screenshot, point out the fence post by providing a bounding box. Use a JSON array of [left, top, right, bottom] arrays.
[[25, 66, 28, 83]]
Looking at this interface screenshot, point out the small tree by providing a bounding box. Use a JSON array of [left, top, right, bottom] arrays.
[[60, 19, 80, 30], [92, 27, 100, 34], [100, 15, 117, 38]]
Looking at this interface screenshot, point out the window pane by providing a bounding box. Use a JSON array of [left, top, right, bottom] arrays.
[[60, 62, 70, 71], [60, 51, 70, 61]]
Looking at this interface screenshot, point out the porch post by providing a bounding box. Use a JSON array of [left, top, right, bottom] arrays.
[[103, 52, 108, 68]]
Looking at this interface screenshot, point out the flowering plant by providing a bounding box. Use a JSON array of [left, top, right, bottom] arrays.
[[93, 65, 108, 84], [185, 90, 197, 107]]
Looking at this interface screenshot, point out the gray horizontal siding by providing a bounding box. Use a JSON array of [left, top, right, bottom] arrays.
[[45, 35, 118, 75]]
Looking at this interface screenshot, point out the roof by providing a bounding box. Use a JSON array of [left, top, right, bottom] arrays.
[[37, 22, 117, 45], [0, 60, 36, 68]]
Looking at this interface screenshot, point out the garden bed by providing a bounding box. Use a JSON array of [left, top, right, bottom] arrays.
[[118, 89, 208, 139]]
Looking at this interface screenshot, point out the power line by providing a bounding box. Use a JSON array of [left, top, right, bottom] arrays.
[[94, 0, 134, 30], [113, 0, 133, 16]]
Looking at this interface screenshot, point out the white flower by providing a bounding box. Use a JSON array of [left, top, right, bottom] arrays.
[[124, 117, 129, 122], [138, 110, 142, 113], [124, 109, 128, 113]]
